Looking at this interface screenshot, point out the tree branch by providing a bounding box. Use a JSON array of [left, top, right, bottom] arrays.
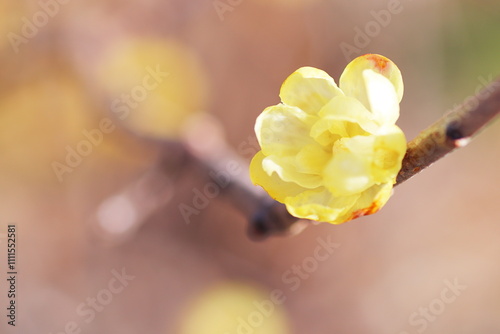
[[93, 78, 500, 241], [396, 78, 500, 184]]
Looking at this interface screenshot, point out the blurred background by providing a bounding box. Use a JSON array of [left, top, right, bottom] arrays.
[[1, 0, 500, 333]]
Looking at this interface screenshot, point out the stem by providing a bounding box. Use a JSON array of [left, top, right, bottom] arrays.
[[178, 115, 306, 239], [396, 78, 500, 185]]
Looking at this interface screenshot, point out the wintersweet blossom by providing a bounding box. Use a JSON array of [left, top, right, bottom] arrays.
[[249, 54, 407, 224]]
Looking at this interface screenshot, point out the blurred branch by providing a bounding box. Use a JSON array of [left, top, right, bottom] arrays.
[[173, 115, 309, 240]]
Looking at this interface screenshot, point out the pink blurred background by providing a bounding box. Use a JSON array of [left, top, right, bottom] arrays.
[[1, 0, 500, 333]]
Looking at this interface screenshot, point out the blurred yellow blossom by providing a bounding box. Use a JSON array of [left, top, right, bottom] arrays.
[[179, 282, 289, 334], [0, 1, 28, 51], [97, 38, 209, 139], [250, 54, 406, 224], [254, 0, 322, 9], [0, 69, 92, 184]]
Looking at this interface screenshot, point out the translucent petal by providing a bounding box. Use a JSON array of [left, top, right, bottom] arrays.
[[249, 151, 307, 202], [332, 128, 406, 184], [309, 126, 341, 147], [284, 187, 360, 223], [280, 67, 344, 115], [310, 96, 379, 144], [335, 182, 394, 223], [363, 70, 400, 125], [339, 54, 404, 105], [323, 138, 375, 196], [370, 125, 407, 183], [294, 144, 331, 175], [262, 155, 323, 189], [311, 119, 349, 140], [255, 104, 318, 157], [318, 96, 374, 124]]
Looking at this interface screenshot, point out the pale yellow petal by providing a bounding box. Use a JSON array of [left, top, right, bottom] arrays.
[[371, 125, 407, 183], [262, 155, 323, 189], [255, 104, 317, 157], [284, 187, 360, 223], [309, 121, 342, 146], [323, 138, 375, 196], [318, 96, 375, 125], [335, 182, 394, 223], [310, 96, 379, 145], [294, 144, 331, 175], [363, 70, 400, 125], [332, 128, 406, 184], [249, 151, 307, 202], [280, 67, 344, 114], [339, 54, 403, 104]]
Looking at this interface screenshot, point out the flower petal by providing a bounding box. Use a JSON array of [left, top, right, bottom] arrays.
[[332, 126, 406, 184], [370, 125, 407, 183], [284, 187, 360, 223], [323, 137, 375, 196], [262, 155, 323, 189], [249, 151, 306, 202], [335, 182, 394, 223], [295, 144, 331, 175], [363, 70, 400, 125], [255, 104, 317, 157], [310, 96, 379, 145], [339, 54, 404, 104], [280, 67, 344, 115]]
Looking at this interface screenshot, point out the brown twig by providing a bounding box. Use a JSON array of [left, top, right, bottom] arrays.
[[396, 78, 500, 185], [177, 115, 306, 240]]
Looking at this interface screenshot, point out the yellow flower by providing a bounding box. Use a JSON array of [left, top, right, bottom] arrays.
[[249, 54, 407, 224]]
